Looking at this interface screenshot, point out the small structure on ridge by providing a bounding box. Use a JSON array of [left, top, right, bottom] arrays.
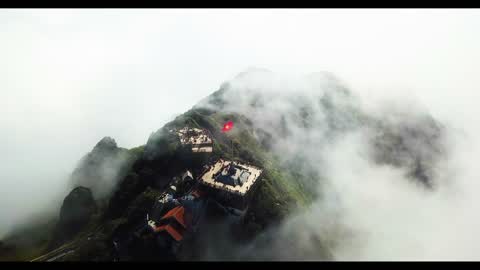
[[171, 127, 213, 153]]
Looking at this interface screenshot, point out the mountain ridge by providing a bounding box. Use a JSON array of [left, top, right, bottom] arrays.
[[0, 70, 446, 261]]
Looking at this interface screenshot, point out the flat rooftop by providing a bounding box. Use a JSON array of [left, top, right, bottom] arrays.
[[198, 159, 262, 196], [174, 127, 213, 153]]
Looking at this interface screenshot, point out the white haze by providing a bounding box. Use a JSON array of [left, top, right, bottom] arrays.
[[1, 9, 480, 260], [195, 70, 470, 261]]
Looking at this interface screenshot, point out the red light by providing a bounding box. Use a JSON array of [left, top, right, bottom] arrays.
[[222, 121, 234, 132]]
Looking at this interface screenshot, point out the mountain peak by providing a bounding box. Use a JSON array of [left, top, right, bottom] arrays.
[[94, 136, 117, 151]]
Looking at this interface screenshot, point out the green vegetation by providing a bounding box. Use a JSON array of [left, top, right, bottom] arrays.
[[174, 108, 316, 227], [2, 88, 317, 261], [0, 216, 57, 261], [127, 145, 145, 159]]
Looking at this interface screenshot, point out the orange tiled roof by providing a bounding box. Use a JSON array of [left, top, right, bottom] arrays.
[[153, 224, 183, 241], [161, 206, 186, 228]]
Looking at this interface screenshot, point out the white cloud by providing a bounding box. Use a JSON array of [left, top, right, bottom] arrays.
[[1, 10, 480, 259]]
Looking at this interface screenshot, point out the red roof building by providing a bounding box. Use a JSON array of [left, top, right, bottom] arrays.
[[152, 206, 188, 242]]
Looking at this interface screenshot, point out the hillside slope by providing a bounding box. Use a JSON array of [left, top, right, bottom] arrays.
[[1, 70, 446, 261]]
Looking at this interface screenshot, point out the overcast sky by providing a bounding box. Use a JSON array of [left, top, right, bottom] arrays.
[[1, 9, 480, 238]]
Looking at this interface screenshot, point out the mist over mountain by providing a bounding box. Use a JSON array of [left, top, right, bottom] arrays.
[[2, 69, 471, 261], [2, 9, 480, 261], [190, 70, 450, 260]]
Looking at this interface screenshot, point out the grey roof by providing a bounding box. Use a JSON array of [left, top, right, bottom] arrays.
[[215, 174, 238, 186]]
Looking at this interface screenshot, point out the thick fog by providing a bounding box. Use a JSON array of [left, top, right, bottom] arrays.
[[1, 9, 480, 260], [195, 70, 471, 260]]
